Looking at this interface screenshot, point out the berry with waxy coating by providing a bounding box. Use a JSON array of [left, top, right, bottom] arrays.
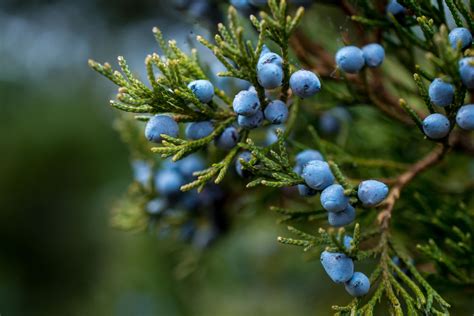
[[298, 184, 318, 197], [456, 104, 474, 130], [289, 70, 321, 98], [449, 27, 472, 50], [422, 113, 451, 139], [146, 198, 167, 215], [264, 100, 289, 124], [295, 149, 324, 166], [302, 160, 334, 190], [155, 169, 185, 196], [187, 79, 214, 103], [386, 0, 405, 16], [235, 151, 252, 177], [358, 180, 388, 207], [321, 184, 350, 212], [335, 46, 365, 74], [145, 115, 179, 143], [362, 43, 385, 68], [257, 52, 283, 69], [233, 90, 260, 116], [177, 155, 205, 178], [238, 110, 264, 129], [132, 160, 152, 186], [216, 126, 239, 149], [428, 78, 454, 107], [345, 272, 370, 297], [185, 121, 214, 140], [257, 63, 284, 89], [343, 235, 353, 250], [459, 57, 474, 89], [320, 251, 354, 283], [328, 204, 356, 227]]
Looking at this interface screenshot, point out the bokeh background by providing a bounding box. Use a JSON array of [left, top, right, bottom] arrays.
[[0, 1, 473, 315]]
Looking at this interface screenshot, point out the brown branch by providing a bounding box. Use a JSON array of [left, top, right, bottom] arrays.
[[377, 143, 450, 229]]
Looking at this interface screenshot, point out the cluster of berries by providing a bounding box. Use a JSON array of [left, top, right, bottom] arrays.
[[320, 236, 370, 297], [422, 27, 474, 139], [292, 149, 389, 227], [132, 156, 224, 247], [335, 43, 385, 74]]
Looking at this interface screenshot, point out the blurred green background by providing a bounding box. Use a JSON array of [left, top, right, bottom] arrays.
[[0, 1, 340, 315]]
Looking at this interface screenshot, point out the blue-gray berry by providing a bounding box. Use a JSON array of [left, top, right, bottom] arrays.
[[320, 184, 350, 212], [289, 70, 321, 98], [345, 272, 370, 297], [295, 149, 324, 166], [362, 43, 385, 68], [177, 155, 205, 178], [386, 0, 405, 16], [257, 63, 284, 89], [357, 180, 388, 207], [449, 27, 472, 50], [145, 115, 179, 143], [188, 79, 214, 103], [459, 57, 474, 89], [297, 184, 318, 197], [216, 126, 239, 149], [131, 160, 152, 186], [185, 121, 214, 140], [257, 52, 283, 69], [456, 104, 474, 130], [343, 235, 353, 250], [336, 46, 365, 74], [233, 90, 261, 116], [428, 78, 454, 107], [422, 113, 450, 139], [146, 198, 167, 215], [235, 151, 253, 177], [238, 110, 264, 129], [264, 100, 289, 124], [328, 204, 356, 227], [302, 160, 335, 190], [155, 169, 185, 196], [320, 251, 354, 283]]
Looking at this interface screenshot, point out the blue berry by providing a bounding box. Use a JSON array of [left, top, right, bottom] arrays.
[[320, 251, 354, 283], [235, 151, 253, 177], [428, 78, 454, 107], [145, 115, 179, 143], [386, 0, 405, 16], [298, 184, 318, 197], [328, 205, 356, 227], [260, 45, 271, 57], [357, 180, 389, 207], [319, 112, 341, 135], [188, 80, 214, 103], [456, 104, 474, 130], [343, 235, 353, 250], [449, 27, 472, 50], [422, 113, 451, 139], [266, 128, 278, 145], [362, 43, 385, 68], [289, 70, 321, 98], [295, 149, 324, 166], [336, 46, 365, 74], [345, 272, 370, 297], [302, 160, 334, 190], [231, 0, 253, 11], [238, 110, 264, 129], [181, 190, 201, 209], [146, 198, 167, 215], [264, 100, 289, 124], [233, 90, 261, 116], [185, 121, 214, 140], [258, 52, 283, 69], [320, 184, 350, 212], [155, 169, 185, 196], [257, 63, 284, 89], [459, 57, 474, 89], [177, 155, 205, 178], [216, 126, 239, 149], [131, 160, 152, 186]]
